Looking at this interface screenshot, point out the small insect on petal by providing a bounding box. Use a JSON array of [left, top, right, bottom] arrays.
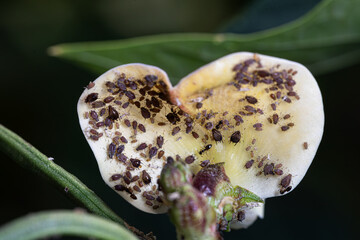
[[230, 131, 241, 144], [212, 129, 222, 142]]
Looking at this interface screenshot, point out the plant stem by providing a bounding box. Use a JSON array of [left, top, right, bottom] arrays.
[[0, 210, 137, 240], [0, 124, 154, 240]]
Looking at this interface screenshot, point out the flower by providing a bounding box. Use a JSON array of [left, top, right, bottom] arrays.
[[77, 52, 324, 229]]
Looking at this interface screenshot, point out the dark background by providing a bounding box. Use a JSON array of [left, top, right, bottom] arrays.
[[1, 0, 359, 239]]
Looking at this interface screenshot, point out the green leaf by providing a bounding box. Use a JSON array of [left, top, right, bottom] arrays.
[[0, 124, 155, 239], [50, 0, 360, 83], [0, 124, 125, 226], [0, 210, 137, 240]]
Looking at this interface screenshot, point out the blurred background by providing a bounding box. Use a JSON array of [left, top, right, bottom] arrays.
[[1, 0, 359, 239]]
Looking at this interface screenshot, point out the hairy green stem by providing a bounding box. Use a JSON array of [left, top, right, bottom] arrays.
[[0, 210, 137, 240], [0, 124, 153, 240]]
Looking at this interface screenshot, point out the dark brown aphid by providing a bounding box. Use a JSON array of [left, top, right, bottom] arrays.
[[125, 91, 136, 100], [284, 114, 291, 119], [245, 160, 254, 169], [142, 170, 151, 184], [234, 115, 244, 123], [132, 121, 138, 130], [85, 93, 98, 103], [156, 136, 164, 148], [212, 129, 222, 142], [111, 174, 122, 181], [149, 147, 158, 159], [281, 174, 292, 188], [215, 120, 223, 129], [185, 155, 195, 164], [264, 163, 275, 175], [141, 107, 151, 119], [245, 105, 256, 113], [122, 102, 130, 109], [166, 113, 179, 125], [114, 185, 126, 191], [131, 176, 140, 182], [303, 142, 308, 150], [196, 102, 203, 109], [133, 185, 141, 192], [120, 136, 128, 143], [108, 143, 116, 159], [274, 169, 283, 175], [125, 171, 132, 179], [104, 96, 115, 103], [136, 143, 147, 151], [116, 145, 125, 155], [158, 150, 164, 159], [199, 144, 212, 155], [90, 111, 99, 121], [130, 158, 141, 168], [92, 101, 105, 108], [273, 114, 279, 124], [172, 126, 181, 136], [123, 176, 131, 185], [271, 103, 276, 111], [230, 131, 241, 144], [281, 126, 290, 131], [253, 123, 263, 131], [192, 131, 199, 139], [108, 106, 119, 120], [138, 124, 146, 132], [280, 186, 292, 194], [124, 119, 131, 127], [245, 96, 258, 104]]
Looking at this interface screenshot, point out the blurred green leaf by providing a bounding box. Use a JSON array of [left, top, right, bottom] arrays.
[[0, 124, 125, 225], [0, 210, 137, 240], [50, 0, 360, 83]]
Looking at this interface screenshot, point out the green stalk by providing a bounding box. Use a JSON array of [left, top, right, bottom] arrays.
[[0, 124, 153, 239], [0, 210, 137, 240]]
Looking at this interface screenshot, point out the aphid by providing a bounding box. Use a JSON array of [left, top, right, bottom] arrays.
[[136, 143, 147, 151], [172, 126, 181, 136], [212, 129, 222, 142], [185, 155, 195, 164], [199, 144, 212, 155], [108, 106, 119, 120], [192, 131, 199, 139], [273, 114, 279, 124], [111, 174, 122, 181], [245, 96, 258, 104], [196, 102, 203, 109], [142, 170, 151, 184], [271, 103, 276, 111], [108, 143, 116, 158], [156, 136, 164, 148], [138, 124, 146, 132], [141, 107, 151, 119], [281, 174, 292, 188], [215, 120, 223, 129], [281, 126, 290, 131], [85, 93, 98, 103], [149, 147, 158, 159], [245, 160, 254, 169], [303, 142, 308, 150], [230, 131, 241, 144]]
